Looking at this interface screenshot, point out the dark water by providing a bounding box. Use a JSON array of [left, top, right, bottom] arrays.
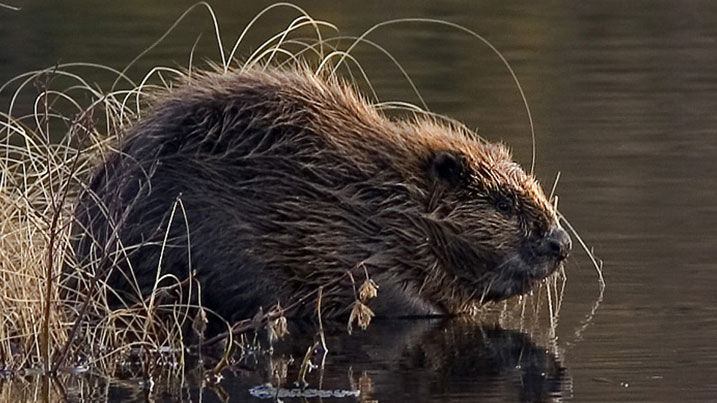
[[2, 1, 717, 401]]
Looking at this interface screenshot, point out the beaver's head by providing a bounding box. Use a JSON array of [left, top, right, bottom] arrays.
[[399, 122, 571, 311]]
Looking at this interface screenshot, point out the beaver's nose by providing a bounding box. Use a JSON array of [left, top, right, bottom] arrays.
[[539, 227, 572, 261]]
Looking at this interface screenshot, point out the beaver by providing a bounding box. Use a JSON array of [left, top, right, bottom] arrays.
[[72, 66, 571, 323]]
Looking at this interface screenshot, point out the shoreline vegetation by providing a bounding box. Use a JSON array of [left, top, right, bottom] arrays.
[[0, 3, 602, 400]]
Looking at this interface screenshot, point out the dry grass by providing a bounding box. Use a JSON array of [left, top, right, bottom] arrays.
[[0, 67, 187, 374], [0, 4, 603, 395]]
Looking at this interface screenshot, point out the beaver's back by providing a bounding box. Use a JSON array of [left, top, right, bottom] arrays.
[[73, 68, 427, 322]]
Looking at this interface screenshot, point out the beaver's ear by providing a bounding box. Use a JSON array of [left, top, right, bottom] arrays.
[[429, 150, 469, 186]]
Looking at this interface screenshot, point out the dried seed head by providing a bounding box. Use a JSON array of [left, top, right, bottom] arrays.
[[347, 300, 374, 335], [267, 314, 289, 344], [266, 303, 288, 344], [358, 278, 379, 302]]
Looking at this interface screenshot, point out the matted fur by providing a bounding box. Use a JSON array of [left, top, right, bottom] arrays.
[[72, 66, 569, 323]]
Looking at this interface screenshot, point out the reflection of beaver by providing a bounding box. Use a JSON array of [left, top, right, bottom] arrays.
[[232, 320, 568, 402], [73, 67, 571, 323]]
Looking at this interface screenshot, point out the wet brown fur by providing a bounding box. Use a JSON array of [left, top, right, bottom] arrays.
[[72, 66, 568, 323]]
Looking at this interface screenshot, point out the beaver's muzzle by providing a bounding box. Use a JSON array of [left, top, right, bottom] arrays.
[[536, 227, 572, 262]]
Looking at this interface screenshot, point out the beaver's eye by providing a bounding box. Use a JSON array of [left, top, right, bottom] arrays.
[[495, 198, 513, 216]]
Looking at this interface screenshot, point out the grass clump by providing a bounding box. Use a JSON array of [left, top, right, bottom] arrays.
[[0, 66, 166, 375]]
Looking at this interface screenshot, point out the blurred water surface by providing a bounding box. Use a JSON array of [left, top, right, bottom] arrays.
[[2, 1, 717, 401]]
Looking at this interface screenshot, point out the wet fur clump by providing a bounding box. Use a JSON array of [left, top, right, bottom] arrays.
[[72, 66, 570, 323]]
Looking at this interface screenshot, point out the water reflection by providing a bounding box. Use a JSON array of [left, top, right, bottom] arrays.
[[1, 320, 566, 402], [91, 320, 567, 402], [315, 320, 570, 402]]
